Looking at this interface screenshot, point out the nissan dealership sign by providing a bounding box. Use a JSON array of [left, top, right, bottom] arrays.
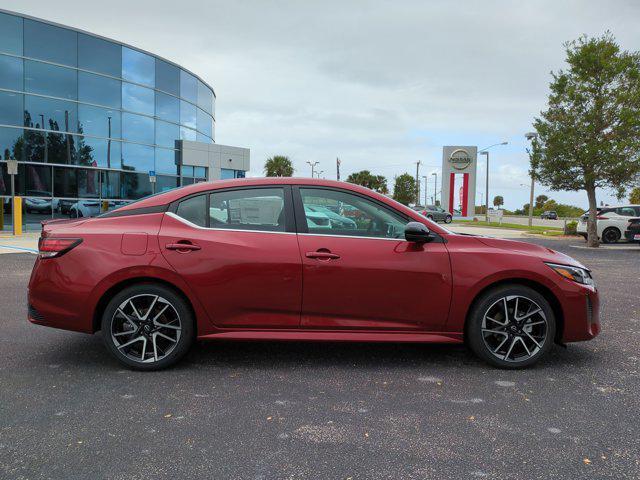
[[448, 148, 473, 171]]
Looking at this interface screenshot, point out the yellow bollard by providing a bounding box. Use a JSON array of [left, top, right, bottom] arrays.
[[13, 196, 22, 236]]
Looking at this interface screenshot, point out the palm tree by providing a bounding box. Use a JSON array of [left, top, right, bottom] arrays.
[[264, 155, 294, 177]]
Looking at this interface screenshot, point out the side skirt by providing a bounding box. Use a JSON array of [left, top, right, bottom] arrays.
[[197, 330, 464, 344]]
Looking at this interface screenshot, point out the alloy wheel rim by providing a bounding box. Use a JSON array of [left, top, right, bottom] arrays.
[[481, 295, 548, 363], [110, 294, 181, 363]]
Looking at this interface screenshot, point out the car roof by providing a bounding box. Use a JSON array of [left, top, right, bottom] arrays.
[[113, 177, 450, 234]]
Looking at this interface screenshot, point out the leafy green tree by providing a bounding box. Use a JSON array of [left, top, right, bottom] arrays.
[[493, 195, 504, 209], [630, 186, 640, 204], [264, 155, 294, 177], [532, 33, 640, 247], [345, 170, 388, 194], [393, 173, 416, 205], [535, 194, 549, 209]]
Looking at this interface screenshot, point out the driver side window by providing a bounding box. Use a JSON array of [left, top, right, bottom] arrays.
[[299, 188, 407, 239]]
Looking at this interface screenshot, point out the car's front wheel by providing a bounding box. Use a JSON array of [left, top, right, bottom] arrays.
[[466, 285, 556, 369], [444, 215, 452, 224], [101, 284, 195, 370]]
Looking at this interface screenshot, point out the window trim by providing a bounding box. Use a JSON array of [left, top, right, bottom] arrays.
[[169, 185, 296, 233]]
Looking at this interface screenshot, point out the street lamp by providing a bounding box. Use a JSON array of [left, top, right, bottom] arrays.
[[306, 161, 319, 177], [431, 172, 437, 205], [524, 132, 538, 227], [422, 175, 428, 206], [316, 170, 324, 179], [478, 141, 508, 222]]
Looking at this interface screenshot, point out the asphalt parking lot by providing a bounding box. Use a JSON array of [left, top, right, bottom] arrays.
[[0, 237, 638, 479]]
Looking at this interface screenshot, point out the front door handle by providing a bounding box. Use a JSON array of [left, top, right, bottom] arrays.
[[305, 251, 340, 260], [166, 242, 201, 252]]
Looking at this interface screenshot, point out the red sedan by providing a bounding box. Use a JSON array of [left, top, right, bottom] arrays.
[[28, 178, 600, 370]]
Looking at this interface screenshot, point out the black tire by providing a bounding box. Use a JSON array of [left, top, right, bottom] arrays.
[[427, 215, 434, 221], [601, 227, 620, 244], [580, 233, 588, 241], [444, 215, 452, 224], [466, 285, 556, 369], [101, 283, 195, 371]]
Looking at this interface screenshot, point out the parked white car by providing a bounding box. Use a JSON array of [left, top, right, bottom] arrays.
[[577, 204, 640, 243]]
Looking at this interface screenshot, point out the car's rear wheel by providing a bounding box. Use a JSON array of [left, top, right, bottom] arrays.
[[601, 227, 621, 244], [466, 285, 556, 369], [101, 284, 195, 370]]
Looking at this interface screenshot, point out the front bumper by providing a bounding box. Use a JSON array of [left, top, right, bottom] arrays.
[[560, 284, 600, 342]]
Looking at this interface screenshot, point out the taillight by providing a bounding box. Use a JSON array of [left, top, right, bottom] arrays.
[[596, 216, 608, 220], [38, 238, 82, 258]]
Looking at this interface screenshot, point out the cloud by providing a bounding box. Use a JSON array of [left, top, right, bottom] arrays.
[[6, 0, 640, 208]]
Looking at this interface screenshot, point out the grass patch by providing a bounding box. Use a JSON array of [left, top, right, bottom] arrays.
[[452, 220, 565, 236]]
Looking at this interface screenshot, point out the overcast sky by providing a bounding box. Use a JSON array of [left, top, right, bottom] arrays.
[[6, 0, 640, 209]]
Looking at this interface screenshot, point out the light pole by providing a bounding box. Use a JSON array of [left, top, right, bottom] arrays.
[[306, 161, 319, 178], [431, 172, 437, 205], [478, 142, 508, 222], [315, 170, 324, 179], [422, 175, 428, 206], [525, 132, 538, 227]]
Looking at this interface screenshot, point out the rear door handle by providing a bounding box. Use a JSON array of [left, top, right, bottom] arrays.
[[305, 251, 340, 260], [166, 242, 201, 251]]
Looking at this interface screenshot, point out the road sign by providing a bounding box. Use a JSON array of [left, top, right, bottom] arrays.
[[6, 159, 18, 175], [149, 170, 156, 183]]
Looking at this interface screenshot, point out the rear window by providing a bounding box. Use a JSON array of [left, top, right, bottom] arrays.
[[175, 194, 206, 227]]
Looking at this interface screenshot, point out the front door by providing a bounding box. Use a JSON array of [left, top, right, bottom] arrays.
[[159, 186, 302, 328], [294, 187, 451, 331]]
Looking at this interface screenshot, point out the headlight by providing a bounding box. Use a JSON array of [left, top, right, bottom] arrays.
[[546, 263, 595, 286]]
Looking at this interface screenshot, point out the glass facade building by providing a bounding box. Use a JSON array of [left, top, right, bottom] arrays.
[[0, 10, 219, 228]]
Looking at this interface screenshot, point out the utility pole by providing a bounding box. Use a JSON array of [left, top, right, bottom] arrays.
[[481, 151, 489, 222], [415, 161, 421, 205], [336, 157, 341, 181], [432, 172, 437, 205], [422, 176, 428, 206], [306, 161, 319, 178]]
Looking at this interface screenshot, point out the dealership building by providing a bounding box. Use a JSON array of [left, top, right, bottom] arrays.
[[0, 9, 249, 227]]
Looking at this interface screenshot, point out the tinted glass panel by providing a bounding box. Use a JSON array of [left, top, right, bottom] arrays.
[[209, 188, 286, 231], [122, 47, 155, 87], [122, 113, 154, 144], [196, 108, 213, 138], [77, 136, 121, 168], [194, 166, 206, 178], [180, 126, 196, 141], [180, 70, 197, 103], [101, 170, 120, 199], [122, 83, 154, 115], [176, 194, 206, 227], [24, 19, 77, 67], [156, 60, 179, 95], [121, 142, 154, 172], [24, 163, 52, 197], [78, 33, 121, 76], [0, 127, 23, 160], [24, 95, 77, 133], [25, 60, 77, 100], [0, 12, 23, 55], [77, 168, 100, 198], [78, 105, 121, 138], [181, 166, 193, 176], [53, 167, 77, 197], [78, 71, 121, 108], [121, 171, 152, 199], [0, 54, 23, 91], [155, 147, 178, 174], [299, 188, 406, 238], [156, 175, 179, 192], [197, 80, 213, 115], [0, 91, 22, 127], [155, 92, 179, 123], [180, 100, 197, 129], [196, 132, 212, 144], [155, 120, 179, 148], [49, 132, 77, 165], [616, 207, 637, 216]]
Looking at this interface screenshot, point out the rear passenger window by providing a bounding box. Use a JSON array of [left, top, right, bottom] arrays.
[[616, 207, 636, 216], [176, 194, 206, 227], [209, 188, 286, 232]]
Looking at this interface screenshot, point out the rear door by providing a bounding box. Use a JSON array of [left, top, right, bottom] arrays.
[[293, 186, 451, 331], [159, 186, 302, 328]]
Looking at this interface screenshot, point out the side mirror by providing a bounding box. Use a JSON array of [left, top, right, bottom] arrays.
[[405, 222, 431, 243]]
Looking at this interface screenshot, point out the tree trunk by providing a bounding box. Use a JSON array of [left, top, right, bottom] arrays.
[[586, 185, 599, 248]]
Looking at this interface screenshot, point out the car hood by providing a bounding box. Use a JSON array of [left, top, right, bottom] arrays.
[[472, 236, 587, 270]]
